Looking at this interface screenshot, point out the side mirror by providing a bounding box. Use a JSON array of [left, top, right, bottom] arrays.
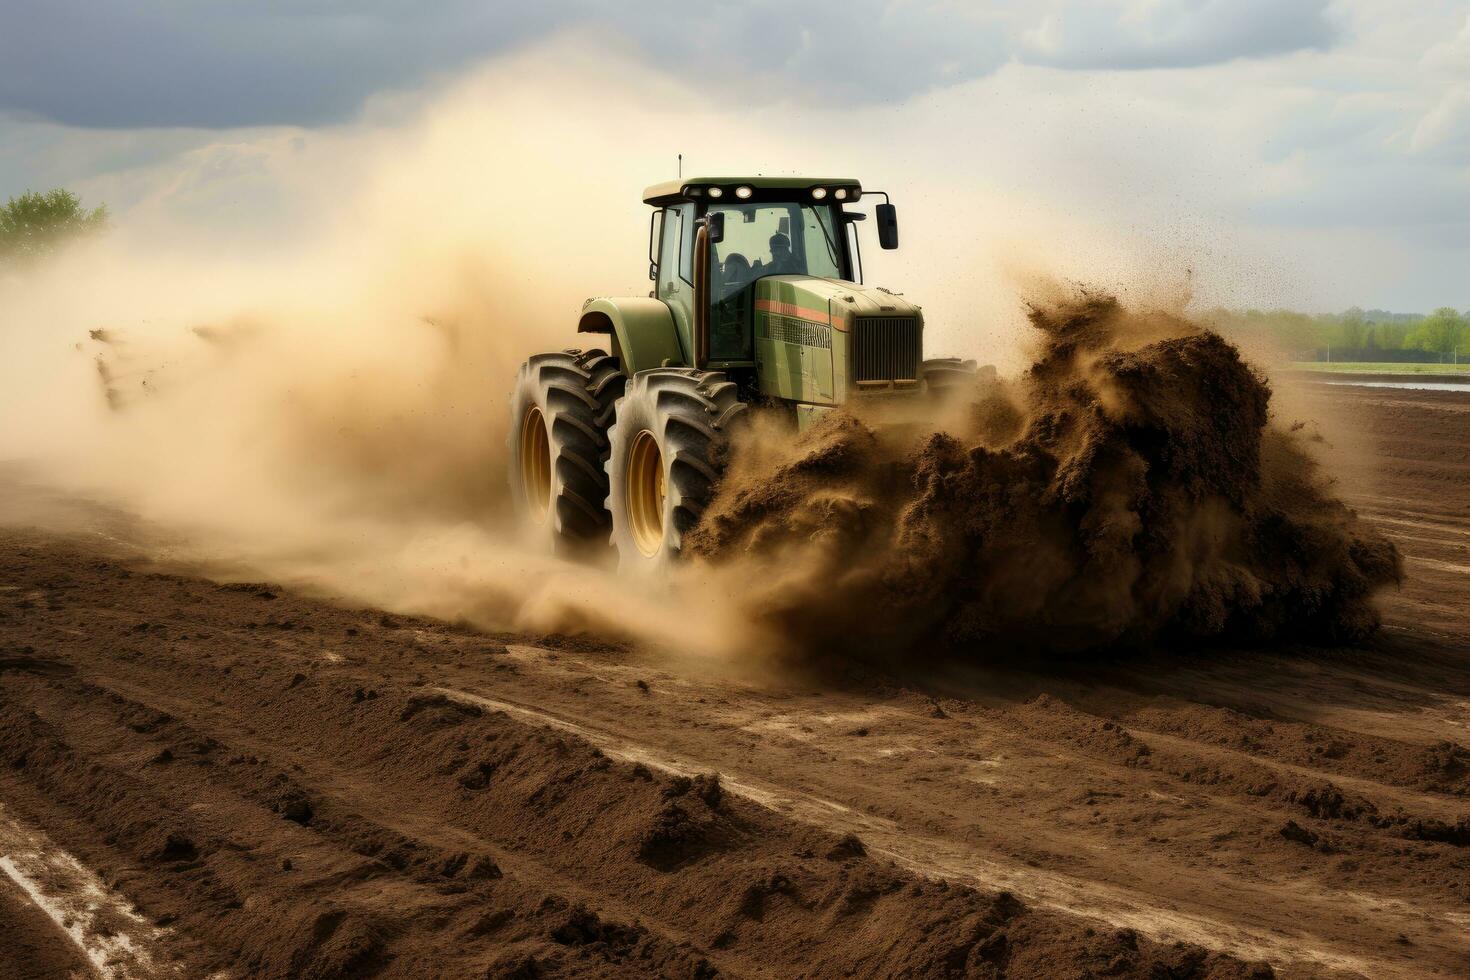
[[876, 203, 899, 250], [705, 211, 725, 245]]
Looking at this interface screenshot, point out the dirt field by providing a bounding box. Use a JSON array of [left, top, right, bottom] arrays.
[[1, 379, 1467, 979]]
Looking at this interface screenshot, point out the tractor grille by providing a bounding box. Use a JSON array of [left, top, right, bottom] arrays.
[[851, 316, 920, 383]]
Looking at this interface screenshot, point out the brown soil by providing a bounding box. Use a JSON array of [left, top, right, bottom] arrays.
[[1284, 371, 1470, 386], [690, 295, 1400, 659], [0, 379, 1467, 978], [0, 874, 91, 980]]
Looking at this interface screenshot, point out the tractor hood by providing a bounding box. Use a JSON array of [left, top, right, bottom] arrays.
[[753, 276, 921, 331], [749, 276, 925, 409]]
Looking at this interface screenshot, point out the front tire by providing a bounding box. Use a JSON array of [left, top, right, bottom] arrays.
[[508, 350, 625, 554], [605, 369, 746, 570]]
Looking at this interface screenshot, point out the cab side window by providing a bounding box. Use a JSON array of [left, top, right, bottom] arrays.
[[656, 204, 696, 363], [647, 209, 663, 284], [657, 204, 694, 296]]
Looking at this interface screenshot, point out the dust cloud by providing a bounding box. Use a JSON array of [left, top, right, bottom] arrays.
[[688, 288, 1403, 663], [0, 41, 1377, 665], [0, 48, 760, 657]]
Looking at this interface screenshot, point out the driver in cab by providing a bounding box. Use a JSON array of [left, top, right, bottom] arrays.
[[764, 232, 797, 275], [735, 232, 795, 281]]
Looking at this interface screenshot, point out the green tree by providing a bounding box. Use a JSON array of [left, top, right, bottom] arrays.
[[1374, 320, 1412, 351], [0, 189, 109, 262], [1406, 307, 1466, 358], [1283, 310, 1329, 352], [1337, 307, 1367, 351]]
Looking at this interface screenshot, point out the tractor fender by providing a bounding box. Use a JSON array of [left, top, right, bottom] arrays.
[[577, 298, 685, 375]]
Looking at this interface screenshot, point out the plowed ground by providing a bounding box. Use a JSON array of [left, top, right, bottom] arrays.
[[1, 381, 1467, 979]]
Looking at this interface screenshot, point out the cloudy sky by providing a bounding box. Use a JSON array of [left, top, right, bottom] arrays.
[[1, 0, 1467, 312]]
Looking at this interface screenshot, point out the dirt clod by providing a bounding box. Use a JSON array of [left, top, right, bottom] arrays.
[[1288, 783, 1375, 822], [279, 794, 314, 825], [825, 833, 867, 860], [155, 833, 198, 862], [1279, 821, 1318, 847], [465, 856, 502, 880], [637, 801, 715, 870], [1402, 818, 1470, 847], [550, 905, 642, 950]]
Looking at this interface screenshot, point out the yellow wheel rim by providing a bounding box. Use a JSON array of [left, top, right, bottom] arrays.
[[626, 429, 665, 558], [519, 406, 551, 524]]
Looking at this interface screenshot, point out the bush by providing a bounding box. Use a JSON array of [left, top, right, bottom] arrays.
[[0, 188, 109, 263]]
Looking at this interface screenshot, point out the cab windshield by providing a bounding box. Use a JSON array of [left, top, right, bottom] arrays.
[[705, 201, 846, 361], [708, 202, 844, 298]]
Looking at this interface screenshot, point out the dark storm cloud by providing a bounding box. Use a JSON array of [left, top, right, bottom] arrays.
[[0, 1, 1339, 130], [0, 0, 1010, 129], [0, 1, 567, 128]]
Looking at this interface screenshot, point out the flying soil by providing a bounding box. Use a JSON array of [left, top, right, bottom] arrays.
[[510, 177, 990, 567]]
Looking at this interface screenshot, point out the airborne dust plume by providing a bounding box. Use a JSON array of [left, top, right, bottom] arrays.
[[0, 45, 1401, 664], [689, 290, 1403, 661], [0, 52, 763, 657]]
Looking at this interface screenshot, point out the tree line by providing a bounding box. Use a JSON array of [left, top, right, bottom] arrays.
[[1207, 306, 1470, 361]]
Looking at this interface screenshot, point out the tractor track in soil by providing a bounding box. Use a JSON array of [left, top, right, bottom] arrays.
[[0, 380, 1468, 978]]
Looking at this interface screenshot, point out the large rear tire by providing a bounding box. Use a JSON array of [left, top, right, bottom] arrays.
[[508, 349, 625, 554], [605, 369, 746, 570]]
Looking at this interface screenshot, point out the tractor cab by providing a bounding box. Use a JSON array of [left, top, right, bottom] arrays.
[[640, 178, 900, 374]]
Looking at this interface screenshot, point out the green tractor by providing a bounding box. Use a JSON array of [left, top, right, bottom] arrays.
[[510, 176, 984, 567]]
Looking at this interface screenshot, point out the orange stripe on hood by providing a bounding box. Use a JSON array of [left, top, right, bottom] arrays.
[[755, 299, 848, 332]]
